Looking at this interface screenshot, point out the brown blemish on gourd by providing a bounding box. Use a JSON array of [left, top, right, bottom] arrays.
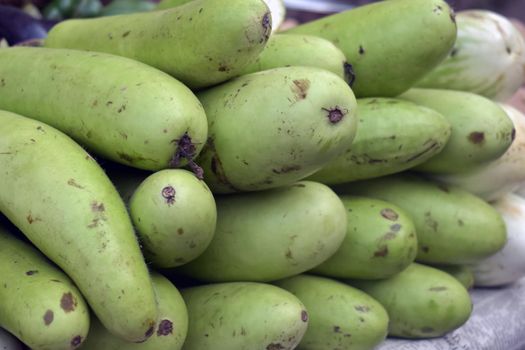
[[468, 132, 485, 144], [207, 138, 237, 190], [43, 310, 54, 325], [291, 79, 310, 100], [424, 211, 438, 232], [177, 228, 184, 235], [421, 246, 430, 253], [91, 202, 105, 212], [405, 140, 440, 163], [272, 165, 301, 174], [60, 292, 76, 312], [374, 245, 389, 257], [382, 232, 397, 241], [266, 343, 285, 350], [429, 286, 448, 292], [381, 208, 398, 221], [354, 305, 370, 313], [390, 224, 401, 232], [67, 178, 84, 189], [117, 152, 135, 163], [122, 30, 131, 38], [358, 45, 365, 55], [26, 270, 38, 276], [26, 214, 42, 224], [333, 325, 341, 333], [157, 319, 173, 336], [161, 186, 176, 206]]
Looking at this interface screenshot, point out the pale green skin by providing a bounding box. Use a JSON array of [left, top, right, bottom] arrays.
[[416, 10, 525, 101], [196, 66, 358, 194], [312, 196, 418, 279], [275, 275, 389, 350], [287, 0, 457, 97], [80, 272, 188, 350], [0, 111, 158, 342], [433, 265, 475, 290], [0, 47, 207, 171], [179, 181, 347, 282], [400, 88, 515, 174], [336, 174, 507, 265], [240, 33, 350, 83], [0, 226, 90, 350], [156, 0, 286, 33], [181, 282, 308, 350], [125, 169, 217, 268], [308, 98, 452, 184], [347, 263, 472, 338], [45, 0, 271, 89]]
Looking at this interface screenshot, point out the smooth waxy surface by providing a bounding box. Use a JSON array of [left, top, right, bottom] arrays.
[[240, 33, 351, 83], [348, 263, 473, 338], [181, 282, 308, 350], [179, 181, 347, 282], [276, 275, 389, 350]]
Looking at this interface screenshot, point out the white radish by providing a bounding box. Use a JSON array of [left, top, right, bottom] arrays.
[[470, 193, 525, 286], [417, 10, 525, 101], [263, 0, 286, 32]]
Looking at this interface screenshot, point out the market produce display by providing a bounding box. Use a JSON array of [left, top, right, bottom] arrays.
[[1, 0, 525, 349]]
